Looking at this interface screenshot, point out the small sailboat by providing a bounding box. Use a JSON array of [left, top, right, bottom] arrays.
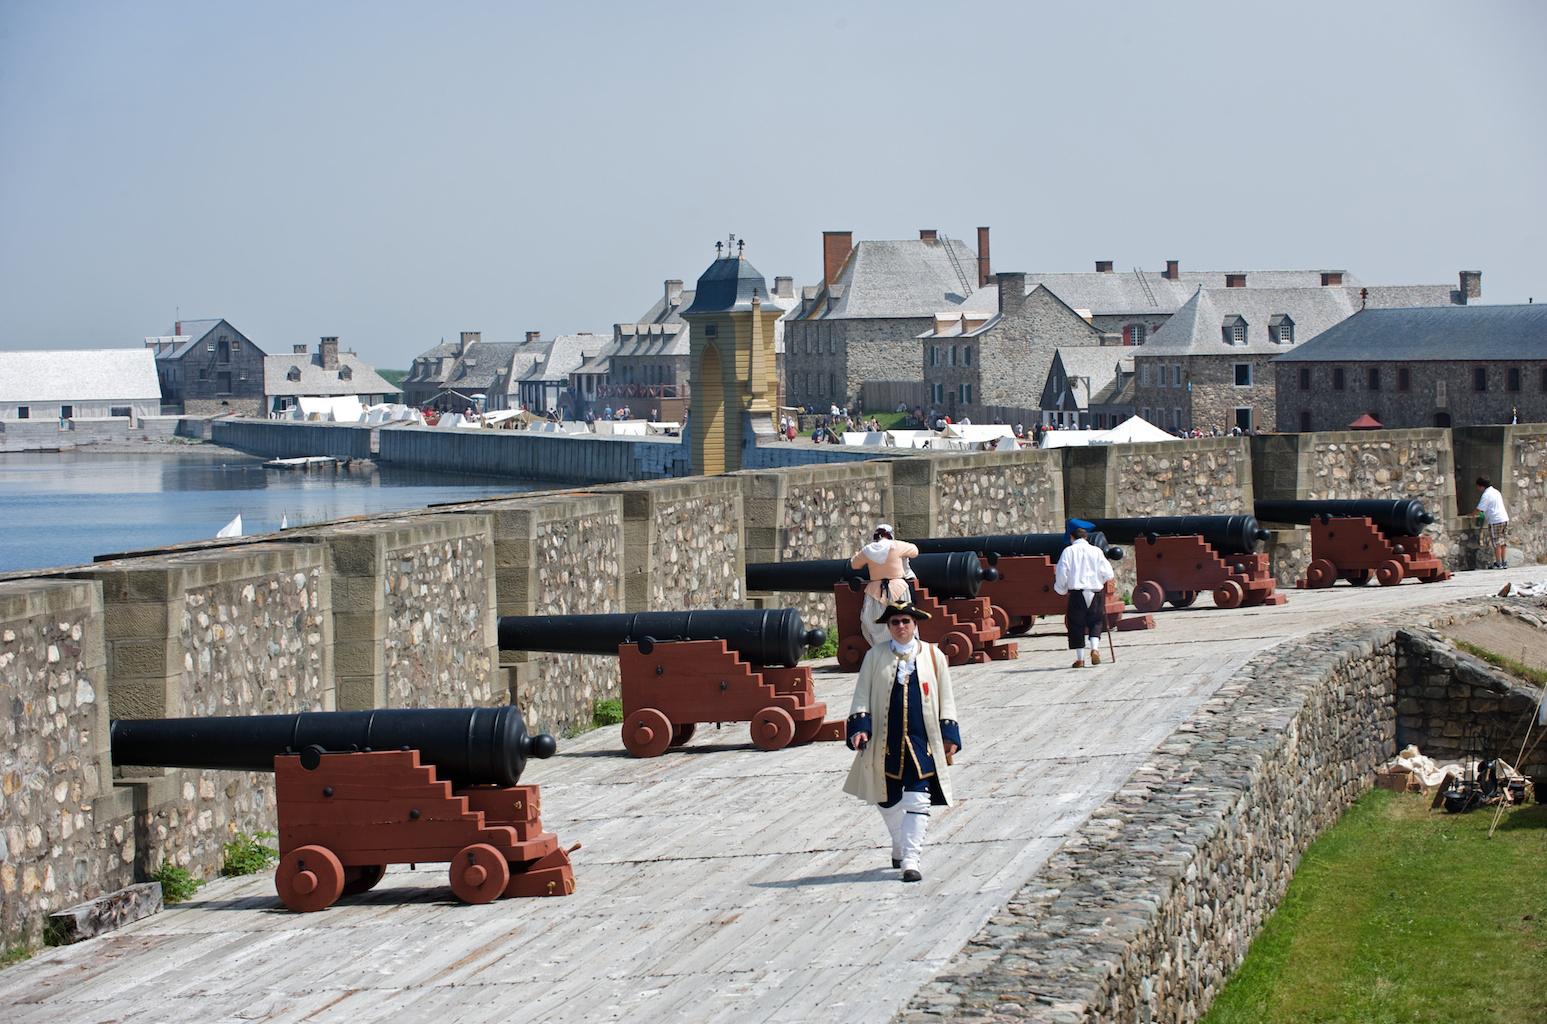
[[279, 513, 289, 531], [215, 514, 243, 538]]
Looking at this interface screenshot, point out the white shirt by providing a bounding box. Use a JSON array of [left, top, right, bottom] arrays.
[[1054, 538, 1116, 595], [1477, 486, 1508, 524], [889, 638, 919, 685]]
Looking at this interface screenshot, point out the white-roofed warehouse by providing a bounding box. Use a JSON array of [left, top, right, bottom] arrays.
[[0, 348, 163, 421]]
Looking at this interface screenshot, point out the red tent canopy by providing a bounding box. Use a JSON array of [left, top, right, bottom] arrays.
[[1349, 413, 1384, 430]]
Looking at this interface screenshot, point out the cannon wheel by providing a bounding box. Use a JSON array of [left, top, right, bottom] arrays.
[[1213, 579, 1245, 610], [670, 723, 697, 748], [449, 842, 510, 905], [1007, 615, 1035, 636], [750, 707, 796, 751], [1375, 559, 1405, 587], [276, 844, 345, 913], [837, 635, 869, 672], [937, 630, 974, 664], [989, 605, 1011, 634], [341, 863, 387, 897], [1305, 559, 1338, 589], [1165, 591, 1198, 609], [791, 717, 825, 746], [1344, 569, 1372, 587], [1132, 581, 1165, 614], [622, 707, 673, 758]]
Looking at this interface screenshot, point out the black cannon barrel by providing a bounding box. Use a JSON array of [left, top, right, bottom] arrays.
[[746, 551, 994, 600], [1086, 515, 1270, 556], [110, 705, 555, 788], [911, 531, 1124, 562], [496, 608, 823, 669], [1254, 499, 1434, 538]]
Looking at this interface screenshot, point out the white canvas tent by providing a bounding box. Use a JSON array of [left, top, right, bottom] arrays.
[[1039, 416, 1178, 449]]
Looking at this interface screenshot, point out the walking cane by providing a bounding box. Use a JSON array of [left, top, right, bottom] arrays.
[[1104, 585, 1118, 664]]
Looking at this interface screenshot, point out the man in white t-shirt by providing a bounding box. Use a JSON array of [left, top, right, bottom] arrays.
[[1475, 476, 1510, 570]]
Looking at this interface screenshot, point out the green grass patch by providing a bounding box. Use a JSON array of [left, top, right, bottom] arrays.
[[868, 410, 913, 430], [378, 369, 407, 388], [1202, 789, 1547, 1024], [220, 831, 279, 876], [151, 862, 204, 905], [593, 698, 624, 728], [1, 941, 35, 969], [803, 630, 839, 662], [1453, 639, 1547, 688]]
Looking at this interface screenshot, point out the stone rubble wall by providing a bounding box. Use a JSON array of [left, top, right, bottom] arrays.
[[0, 581, 131, 949], [893, 449, 1065, 541], [899, 597, 1518, 1024], [1452, 423, 1547, 571], [737, 462, 892, 637], [591, 477, 746, 613]]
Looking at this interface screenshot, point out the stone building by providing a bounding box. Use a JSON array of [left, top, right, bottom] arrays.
[[143, 318, 268, 415], [1038, 348, 1133, 429], [783, 228, 991, 410], [0, 348, 162, 422], [262, 337, 400, 416], [503, 332, 608, 415], [1274, 304, 1547, 432], [1129, 273, 1477, 434], [401, 331, 481, 408], [918, 275, 1107, 421]]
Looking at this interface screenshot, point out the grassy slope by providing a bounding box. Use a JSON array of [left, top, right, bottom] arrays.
[[1203, 789, 1547, 1024]]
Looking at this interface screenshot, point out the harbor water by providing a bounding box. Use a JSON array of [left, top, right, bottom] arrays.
[[0, 450, 543, 574]]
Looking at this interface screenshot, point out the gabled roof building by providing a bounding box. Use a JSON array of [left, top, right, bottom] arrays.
[[262, 337, 399, 415], [0, 349, 162, 422], [1272, 304, 1547, 432], [144, 318, 268, 415]]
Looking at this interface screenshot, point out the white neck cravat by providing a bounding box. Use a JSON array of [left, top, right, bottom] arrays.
[[890, 639, 918, 685]]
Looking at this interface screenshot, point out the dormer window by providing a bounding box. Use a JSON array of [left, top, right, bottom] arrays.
[[1222, 315, 1248, 346], [287, 366, 302, 382], [1269, 314, 1295, 344], [339, 366, 352, 381]]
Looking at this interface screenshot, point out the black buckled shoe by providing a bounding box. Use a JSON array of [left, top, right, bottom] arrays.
[[901, 868, 923, 883], [892, 857, 901, 869]]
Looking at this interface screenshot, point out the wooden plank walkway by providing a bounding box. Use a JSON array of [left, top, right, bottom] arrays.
[[1, 568, 1530, 1024]]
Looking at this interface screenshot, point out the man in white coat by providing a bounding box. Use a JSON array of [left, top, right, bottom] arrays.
[[843, 601, 962, 882], [1054, 523, 1115, 668]]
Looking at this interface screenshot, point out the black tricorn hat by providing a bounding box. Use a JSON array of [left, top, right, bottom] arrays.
[[875, 601, 932, 624]]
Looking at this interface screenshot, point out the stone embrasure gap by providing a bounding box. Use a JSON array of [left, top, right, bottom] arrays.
[[897, 596, 1524, 1024]]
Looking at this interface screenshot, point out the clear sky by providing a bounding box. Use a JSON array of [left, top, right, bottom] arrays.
[[2, 0, 1543, 368]]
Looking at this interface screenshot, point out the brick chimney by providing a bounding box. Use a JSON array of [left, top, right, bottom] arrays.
[[1226, 272, 1246, 288], [319, 336, 339, 370], [1459, 270, 1482, 304], [1164, 260, 1180, 281], [174, 320, 182, 337], [664, 279, 684, 308], [525, 331, 541, 344], [976, 226, 991, 287], [456, 331, 480, 356], [1095, 260, 1114, 273], [1320, 271, 1343, 286], [996, 272, 1028, 317], [822, 230, 854, 290], [293, 344, 308, 354], [773, 276, 794, 300], [919, 229, 938, 243]]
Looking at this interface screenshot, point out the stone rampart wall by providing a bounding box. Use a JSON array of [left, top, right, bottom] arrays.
[[590, 476, 746, 613], [737, 462, 893, 635], [379, 424, 684, 483], [0, 580, 131, 949], [901, 598, 1528, 1023], [0, 417, 189, 453], [893, 448, 1066, 540]]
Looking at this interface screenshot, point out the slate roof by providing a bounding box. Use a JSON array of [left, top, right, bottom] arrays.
[[682, 257, 786, 316], [1272, 304, 1547, 362], [1135, 286, 1361, 357], [444, 342, 519, 391], [0, 348, 161, 403], [1039, 348, 1131, 411], [402, 337, 472, 387], [809, 238, 980, 319], [146, 318, 262, 360], [263, 351, 400, 397], [516, 333, 608, 383]]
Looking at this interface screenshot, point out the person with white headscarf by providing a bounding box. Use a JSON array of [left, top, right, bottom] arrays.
[[849, 523, 919, 648], [844, 601, 961, 883]]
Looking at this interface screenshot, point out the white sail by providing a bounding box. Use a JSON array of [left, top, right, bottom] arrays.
[[215, 514, 243, 538], [279, 513, 289, 531]]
